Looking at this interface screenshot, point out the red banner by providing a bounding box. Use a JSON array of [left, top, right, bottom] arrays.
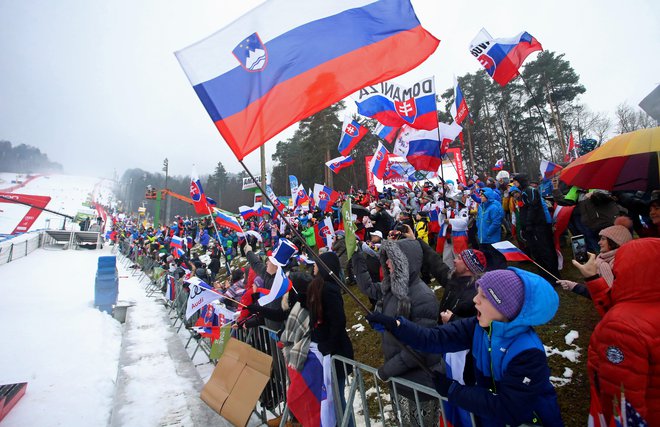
[[0, 192, 52, 234], [446, 148, 467, 185]]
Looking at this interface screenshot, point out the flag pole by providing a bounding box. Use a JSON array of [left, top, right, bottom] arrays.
[[206, 205, 233, 276], [238, 159, 436, 377], [432, 76, 448, 206], [529, 259, 560, 282]]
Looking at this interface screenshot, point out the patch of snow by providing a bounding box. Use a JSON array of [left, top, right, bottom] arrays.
[[564, 330, 579, 345], [549, 376, 572, 387], [351, 323, 365, 332], [563, 367, 574, 378]]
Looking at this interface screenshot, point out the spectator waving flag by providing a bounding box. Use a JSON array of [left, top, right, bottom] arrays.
[[326, 155, 355, 174], [370, 142, 391, 179], [492, 240, 532, 262], [338, 116, 368, 156], [355, 76, 438, 130], [469, 28, 542, 86], [450, 76, 469, 125], [175, 0, 439, 161], [313, 184, 340, 212], [540, 160, 563, 178], [190, 166, 212, 215], [258, 266, 292, 306]]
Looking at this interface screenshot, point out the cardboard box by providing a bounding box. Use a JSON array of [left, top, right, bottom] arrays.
[[201, 338, 272, 427]]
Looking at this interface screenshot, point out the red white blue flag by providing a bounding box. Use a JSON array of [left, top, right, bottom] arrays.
[[190, 166, 212, 215], [540, 160, 563, 178], [239, 205, 260, 220], [438, 121, 463, 156], [257, 266, 292, 306], [170, 235, 184, 250], [314, 216, 335, 249], [175, 0, 439, 161], [355, 77, 438, 130], [469, 29, 542, 86], [492, 240, 532, 262], [450, 76, 469, 125], [374, 123, 401, 143], [165, 276, 176, 301], [492, 157, 505, 171], [313, 184, 340, 212], [338, 117, 367, 156], [212, 208, 243, 233], [393, 126, 442, 172], [369, 142, 391, 179], [295, 184, 310, 208], [325, 155, 355, 174]]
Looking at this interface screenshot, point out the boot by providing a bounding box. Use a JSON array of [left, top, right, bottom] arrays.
[[266, 415, 282, 427]]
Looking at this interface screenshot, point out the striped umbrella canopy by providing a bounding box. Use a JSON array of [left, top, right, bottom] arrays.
[[560, 127, 660, 191]]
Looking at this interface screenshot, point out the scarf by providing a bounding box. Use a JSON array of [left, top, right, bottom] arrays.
[[280, 302, 311, 372]]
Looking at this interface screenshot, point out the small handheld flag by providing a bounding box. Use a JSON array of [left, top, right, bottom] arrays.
[[326, 155, 355, 174], [337, 116, 367, 156], [369, 142, 391, 179], [492, 241, 532, 262], [492, 158, 504, 171]]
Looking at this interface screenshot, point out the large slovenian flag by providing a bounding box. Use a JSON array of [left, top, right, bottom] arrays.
[[370, 142, 391, 179], [469, 28, 542, 87], [258, 266, 292, 306], [540, 160, 563, 178], [374, 123, 401, 143], [212, 208, 243, 233], [355, 76, 438, 130], [313, 184, 340, 212], [393, 126, 442, 172], [492, 240, 532, 262], [338, 116, 368, 156], [190, 166, 212, 215], [450, 76, 469, 125], [175, 0, 439, 161], [326, 155, 355, 174]]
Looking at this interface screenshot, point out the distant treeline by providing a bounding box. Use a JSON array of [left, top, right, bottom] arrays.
[[0, 140, 63, 174]]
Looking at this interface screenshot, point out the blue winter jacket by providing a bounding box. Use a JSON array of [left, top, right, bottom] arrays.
[[199, 229, 210, 246], [393, 268, 564, 427], [477, 188, 504, 244]]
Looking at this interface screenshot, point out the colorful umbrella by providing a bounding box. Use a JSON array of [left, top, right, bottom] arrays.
[[560, 127, 660, 191]]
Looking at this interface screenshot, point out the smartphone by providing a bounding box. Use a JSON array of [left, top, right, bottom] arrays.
[[571, 235, 588, 263]]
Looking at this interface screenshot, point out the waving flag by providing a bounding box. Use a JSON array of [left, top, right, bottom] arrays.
[[212, 208, 243, 233], [326, 155, 355, 174], [295, 184, 310, 208], [338, 116, 368, 156], [553, 204, 575, 270], [564, 133, 578, 162], [175, 0, 439, 161], [438, 121, 463, 155], [239, 205, 260, 220], [313, 184, 340, 212], [492, 158, 504, 171], [287, 344, 335, 427], [540, 160, 563, 178], [190, 166, 212, 215], [165, 276, 176, 301], [370, 142, 391, 179], [265, 184, 286, 212], [314, 216, 335, 249], [185, 277, 220, 319], [450, 76, 469, 125], [355, 76, 438, 130], [393, 126, 442, 172], [170, 235, 184, 250], [492, 240, 532, 262], [469, 28, 542, 86], [258, 266, 292, 306], [374, 123, 401, 143]]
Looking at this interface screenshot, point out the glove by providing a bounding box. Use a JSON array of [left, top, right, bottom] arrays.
[[433, 373, 455, 397], [366, 312, 398, 332], [247, 303, 263, 314], [376, 366, 390, 382]]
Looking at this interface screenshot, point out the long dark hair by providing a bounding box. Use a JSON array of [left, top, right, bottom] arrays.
[[306, 275, 325, 328]]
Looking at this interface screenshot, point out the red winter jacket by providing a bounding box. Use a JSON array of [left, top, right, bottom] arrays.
[[586, 238, 660, 425]]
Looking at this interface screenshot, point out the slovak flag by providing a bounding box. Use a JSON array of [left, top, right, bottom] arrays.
[[313, 184, 340, 212], [295, 184, 310, 208], [190, 166, 212, 215], [450, 76, 469, 125], [258, 266, 292, 306], [239, 205, 260, 220], [325, 155, 355, 174], [175, 0, 439, 161], [369, 142, 391, 179], [338, 116, 367, 156], [374, 123, 401, 143], [469, 29, 542, 86], [170, 235, 184, 250], [439, 121, 463, 156], [492, 241, 532, 262], [492, 158, 505, 171], [540, 160, 563, 178], [355, 77, 439, 130], [314, 216, 335, 249], [212, 208, 243, 233]]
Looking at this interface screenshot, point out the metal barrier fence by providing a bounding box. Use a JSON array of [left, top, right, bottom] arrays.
[[0, 232, 44, 265], [117, 238, 479, 427]]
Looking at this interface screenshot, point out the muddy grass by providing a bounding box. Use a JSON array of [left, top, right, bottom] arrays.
[[342, 246, 600, 427]]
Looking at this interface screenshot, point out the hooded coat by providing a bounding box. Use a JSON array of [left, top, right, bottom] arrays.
[[353, 239, 443, 393], [392, 267, 563, 427], [477, 188, 504, 244], [586, 238, 660, 424]]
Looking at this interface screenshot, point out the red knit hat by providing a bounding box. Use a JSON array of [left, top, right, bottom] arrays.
[[459, 249, 487, 275]]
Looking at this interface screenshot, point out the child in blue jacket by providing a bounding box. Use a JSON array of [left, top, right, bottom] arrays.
[[367, 268, 563, 427]]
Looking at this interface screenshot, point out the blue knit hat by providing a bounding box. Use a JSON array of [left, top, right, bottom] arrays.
[[477, 270, 525, 321]]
